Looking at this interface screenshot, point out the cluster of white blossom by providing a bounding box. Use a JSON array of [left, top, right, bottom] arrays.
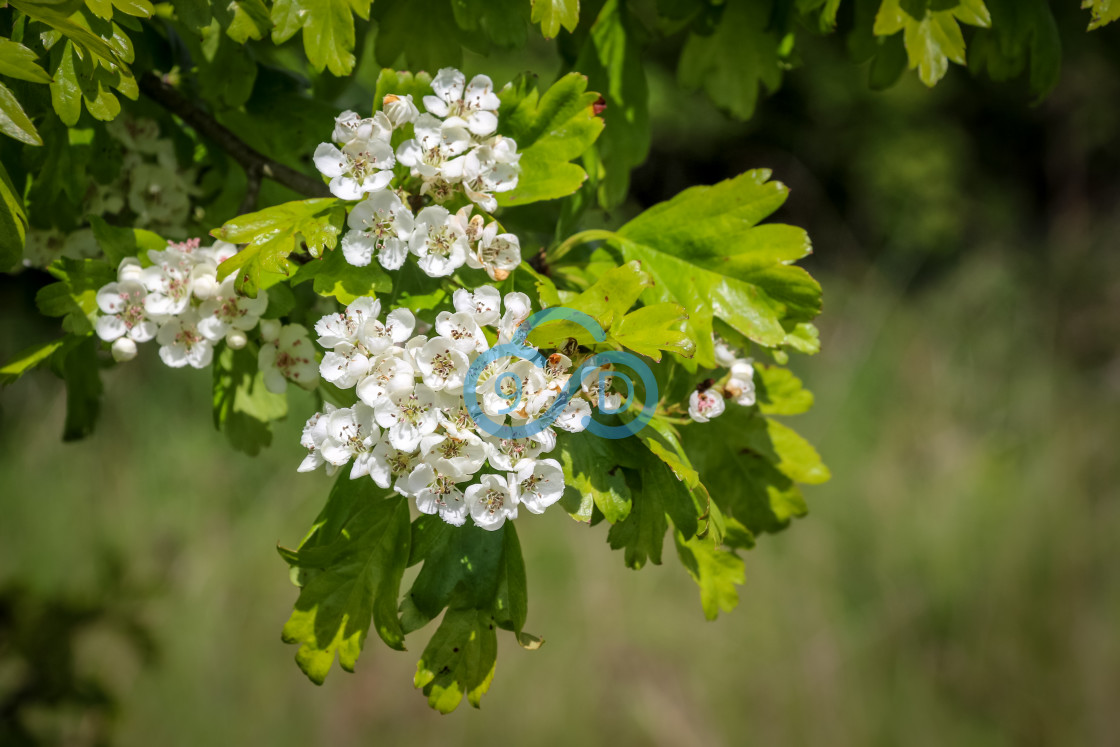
[[298, 289, 610, 531], [313, 68, 523, 282], [687, 336, 758, 423], [23, 117, 200, 269], [93, 239, 318, 393]]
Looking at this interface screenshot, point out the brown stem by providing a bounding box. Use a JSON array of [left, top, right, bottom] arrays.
[[139, 73, 330, 199]]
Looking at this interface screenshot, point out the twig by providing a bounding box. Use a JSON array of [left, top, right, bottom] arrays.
[[139, 73, 330, 199], [239, 164, 262, 214]]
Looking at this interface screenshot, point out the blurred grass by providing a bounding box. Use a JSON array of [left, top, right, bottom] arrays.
[[2, 246, 1118, 745]]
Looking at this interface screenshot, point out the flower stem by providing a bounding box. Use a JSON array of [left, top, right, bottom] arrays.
[[548, 229, 618, 263]]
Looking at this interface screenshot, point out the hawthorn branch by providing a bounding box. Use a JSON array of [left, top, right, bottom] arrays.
[[139, 73, 330, 199]]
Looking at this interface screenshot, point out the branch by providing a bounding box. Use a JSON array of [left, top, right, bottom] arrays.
[[139, 73, 330, 199]]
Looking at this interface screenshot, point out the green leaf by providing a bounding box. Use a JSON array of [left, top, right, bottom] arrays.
[[405, 521, 507, 626], [615, 171, 821, 366], [109, 0, 154, 17], [1, 338, 67, 386], [606, 470, 668, 569], [290, 246, 392, 304], [755, 364, 814, 415], [678, 0, 782, 120], [556, 431, 635, 523], [496, 72, 605, 206], [0, 40, 53, 83], [88, 216, 165, 268], [450, 0, 528, 48], [373, 69, 434, 113], [413, 608, 498, 712], [36, 258, 116, 335], [0, 160, 27, 269], [50, 335, 103, 441], [212, 198, 345, 296], [0, 82, 42, 146], [303, 0, 368, 75], [373, 0, 465, 72], [212, 345, 289, 455], [281, 481, 412, 684], [575, 0, 649, 208], [1083, 0, 1120, 29], [530, 0, 579, 38], [611, 303, 694, 361], [528, 260, 650, 347], [874, 0, 991, 86], [968, 0, 1060, 98], [745, 417, 830, 485], [49, 41, 82, 126], [222, 0, 273, 43], [673, 532, 744, 620]]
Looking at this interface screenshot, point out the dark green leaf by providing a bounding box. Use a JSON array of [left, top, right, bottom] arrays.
[[211, 345, 288, 455], [0, 82, 42, 146]]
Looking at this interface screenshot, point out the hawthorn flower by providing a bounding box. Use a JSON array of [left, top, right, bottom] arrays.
[[320, 343, 371, 388], [484, 435, 544, 472], [314, 139, 395, 200], [713, 335, 740, 368], [319, 404, 381, 479], [399, 463, 468, 526], [511, 458, 564, 514], [688, 388, 726, 423], [111, 338, 138, 362], [156, 310, 213, 369], [367, 441, 421, 489], [453, 286, 501, 326], [373, 383, 440, 451], [141, 248, 196, 316], [332, 110, 393, 146], [395, 114, 471, 195], [456, 138, 521, 213], [341, 191, 414, 270], [467, 222, 521, 281], [725, 360, 756, 406], [95, 278, 158, 344], [465, 474, 518, 530], [420, 431, 487, 478], [315, 297, 382, 348], [409, 206, 469, 278], [356, 351, 415, 406], [416, 337, 471, 392], [359, 308, 416, 354], [555, 396, 591, 433], [259, 324, 318, 394], [196, 276, 269, 343], [423, 68, 501, 137], [382, 94, 419, 127], [434, 311, 487, 353], [298, 406, 336, 475], [498, 292, 531, 342]]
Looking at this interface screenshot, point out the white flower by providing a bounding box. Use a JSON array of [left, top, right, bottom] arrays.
[[688, 388, 726, 423], [356, 351, 415, 406], [409, 205, 469, 278], [111, 337, 138, 362], [484, 435, 542, 472], [554, 396, 591, 433], [259, 318, 282, 343], [498, 291, 531, 342], [358, 308, 415, 354], [465, 474, 518, 530], [156, 311, 213, 369], [95, 279, 158, 343], [367, 441, 420, 489], [713, 335, 740, 368], [416, 336, 470, 392], [419, 430, 487, 478], [259, 324, 318, 394], [434, 310, 487, 353], [313, 139, 395, 200], [332, 110, 392, 146], [382, 94, 419, 128], [196, 277, 269, 342], [399, 463, 468, 526], [298, 406, 336, 474], [319, 343, 371, 388], [315, 296, 381, 348], [481, 358, 533, 419], [317, 404, 381, 479], [423, 68, 501, 137], [141, 249, 195, 316], [726, 359, 756, 407], [456, 138, 521, 213], [373, 383, 440, 451], [510, 458, 564, 515], [467, 221, 521, 281], [395, 114, 471, 199], [341, 191, 414, 270], [452, 286, 501, 326]]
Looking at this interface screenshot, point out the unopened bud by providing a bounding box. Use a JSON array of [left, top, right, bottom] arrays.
[[226, 328, 248, 350], [192, 274, 219, 299], [259, 318, 282, 343], [112, 337, 138, 362], [382, 93, 419, 127]]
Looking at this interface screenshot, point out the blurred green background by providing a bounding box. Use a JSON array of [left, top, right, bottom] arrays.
[[3, 9, 1120, 746]]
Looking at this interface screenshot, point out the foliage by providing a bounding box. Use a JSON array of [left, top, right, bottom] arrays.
[[0, 0, 1111, 717]]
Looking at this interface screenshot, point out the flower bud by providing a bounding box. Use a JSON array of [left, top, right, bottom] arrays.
[[111, 337, 138, 362], [192, 274, 219, 299], [383, 93, 419, 127], [226, 329, 248, 350], [118, 257, 144, 282], [259, 318, 282, 343]]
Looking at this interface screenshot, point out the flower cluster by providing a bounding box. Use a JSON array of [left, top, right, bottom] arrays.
[[298, 289, 609, 531], [314, 67, 523, 281], [93, 239, 318, 394], [687, 336, 758, 423]]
